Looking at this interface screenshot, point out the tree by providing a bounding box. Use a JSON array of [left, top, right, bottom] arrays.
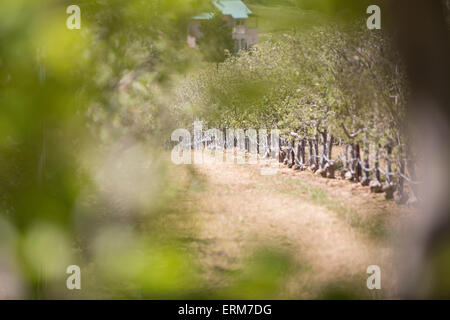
[[391, 0, 450, 299], [197, 10, 234, 64]]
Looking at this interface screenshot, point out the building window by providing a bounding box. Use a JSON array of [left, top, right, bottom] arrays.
[[240, 39, 246, 50], [235, 39, 247, 52]]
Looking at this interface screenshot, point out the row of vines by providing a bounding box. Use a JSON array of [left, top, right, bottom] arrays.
[[178, 22, 420, 205]]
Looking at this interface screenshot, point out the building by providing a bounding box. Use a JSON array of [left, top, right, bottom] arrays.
[[187, 0, 258, 52]]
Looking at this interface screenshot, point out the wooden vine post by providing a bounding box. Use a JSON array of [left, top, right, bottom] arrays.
[[361, 133, 371, 186]]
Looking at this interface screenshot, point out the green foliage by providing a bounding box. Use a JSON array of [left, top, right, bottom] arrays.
[[0, 0, 307, 300], [197, 10, 234, 63], [187, 23, 407, 148], [0, 0, 210, 299]]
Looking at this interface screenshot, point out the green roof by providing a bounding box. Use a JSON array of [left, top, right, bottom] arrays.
[[194, 0, 252, 20]]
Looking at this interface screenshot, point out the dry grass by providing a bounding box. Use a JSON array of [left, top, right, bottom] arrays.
[[172, 151, 409, 298]]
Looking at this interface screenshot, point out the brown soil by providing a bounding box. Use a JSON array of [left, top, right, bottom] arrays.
[[178, 152, 409, 298]]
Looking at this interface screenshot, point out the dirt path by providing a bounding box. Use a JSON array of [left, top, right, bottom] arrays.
[[181, 156, 400, 298]]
